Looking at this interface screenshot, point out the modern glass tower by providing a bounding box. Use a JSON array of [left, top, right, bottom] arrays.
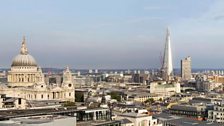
[[161, 27, 173, 81]]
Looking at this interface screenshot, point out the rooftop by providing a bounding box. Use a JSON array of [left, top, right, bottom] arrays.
[[170, 104, 206, 112], [154, 113, 222, 126], [119, 112, 150, 118]]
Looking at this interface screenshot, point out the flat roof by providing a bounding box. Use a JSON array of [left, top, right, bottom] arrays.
[[0, 107, 109, 120], [154, 113, 222, 126]]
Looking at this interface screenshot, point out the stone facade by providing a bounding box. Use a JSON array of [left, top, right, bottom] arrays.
[[208, 105, 224, 123], [117, 112, 162, 126], [7, 66, 45, 87], [7, 37, 44, 87], [149, 81, 180, 97], [0, 37, 75, 102]]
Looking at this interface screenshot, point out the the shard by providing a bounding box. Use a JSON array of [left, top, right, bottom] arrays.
[[161, 27, 173, 81]]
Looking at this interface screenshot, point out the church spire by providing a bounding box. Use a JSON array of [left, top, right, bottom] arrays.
[[20, 36, 28, 55]]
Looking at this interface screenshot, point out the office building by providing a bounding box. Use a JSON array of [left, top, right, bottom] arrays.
[[161, 28, 173, 81], [181, 56, 192, 80]]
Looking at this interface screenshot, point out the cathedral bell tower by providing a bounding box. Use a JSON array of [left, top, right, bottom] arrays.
[[62, 66, 74, 89]]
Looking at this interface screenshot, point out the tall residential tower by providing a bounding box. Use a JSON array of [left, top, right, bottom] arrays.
[[161, 28, 173, 81], [181, 56, 192, 80]]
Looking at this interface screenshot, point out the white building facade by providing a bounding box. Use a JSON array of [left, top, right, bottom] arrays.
[[0, 37, 75, 102]]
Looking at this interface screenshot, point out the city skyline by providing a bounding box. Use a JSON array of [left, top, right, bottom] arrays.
[[0, 0, 224, 69]]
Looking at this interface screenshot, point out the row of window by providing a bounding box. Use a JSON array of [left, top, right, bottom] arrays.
[[215, 107, 224, 111], [14, 66, 35, 69], [26, 92, 72, 100]]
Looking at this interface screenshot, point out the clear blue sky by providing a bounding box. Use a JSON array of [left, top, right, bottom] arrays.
[[0, 0, 223, 69]]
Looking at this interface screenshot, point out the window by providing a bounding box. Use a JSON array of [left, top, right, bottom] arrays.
[[41, 94, 44, 99], [68, 84, 72, 87], [18, 98, 21, 105], [69, 93, 71, 97]]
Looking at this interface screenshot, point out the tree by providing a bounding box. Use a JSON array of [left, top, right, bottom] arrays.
[[109, 92, 121, 102], [159, 98, 163, 102], [63, 101, 76, 107], [145, 98, 155, 105], [75, 92, 84, 102]]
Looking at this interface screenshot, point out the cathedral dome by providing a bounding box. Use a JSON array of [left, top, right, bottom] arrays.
[[12, 54, 37, 67], [11, 37, 38, 67]]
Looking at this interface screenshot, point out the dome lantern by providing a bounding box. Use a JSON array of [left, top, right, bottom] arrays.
[[11, 37, 37, 67], [20, 36, 29, 55]]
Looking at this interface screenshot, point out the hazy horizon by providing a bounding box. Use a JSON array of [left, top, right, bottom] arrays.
[[0, 0, 224, 69]]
